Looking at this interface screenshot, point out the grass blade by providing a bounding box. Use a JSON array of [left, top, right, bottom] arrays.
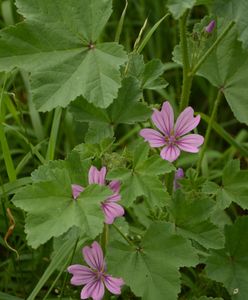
[[27, 237, 76, 300], [136, 13, 170, 54], [46, 107, 62, 161], [21, 71, 44, 141], [115, 0, 128, 43], [0, 87, 16, 182]]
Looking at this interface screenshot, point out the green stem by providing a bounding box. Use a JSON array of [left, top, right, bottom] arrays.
[[0, 79, 16, 182], [196, 90, 222, 175], [190, 21, 235, 75], [179, 10, 193, 111], [112, 223, 135, 247], [46, 107, 62, 161], [101, 223, 109, 255], [112, 125, 141, 150], [199, 113, 248, 158], [165, 171, 175, 195]]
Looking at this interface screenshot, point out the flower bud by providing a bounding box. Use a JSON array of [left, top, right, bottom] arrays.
[[205, 20, 216, 33]]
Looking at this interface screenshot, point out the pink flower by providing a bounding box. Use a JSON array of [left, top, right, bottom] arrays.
[[205, 20, 216, 33], [140, 101, 204, 162], [68, 241, 124, 300], [71, 166, 124, 224]]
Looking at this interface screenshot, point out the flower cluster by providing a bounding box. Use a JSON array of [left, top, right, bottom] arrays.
[[68, 241, 124, 300], [71, 166, 124, 224], [140, 101, 204, 162]]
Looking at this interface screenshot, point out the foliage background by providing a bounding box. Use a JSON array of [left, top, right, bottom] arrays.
[[0, 0, 247, 299]]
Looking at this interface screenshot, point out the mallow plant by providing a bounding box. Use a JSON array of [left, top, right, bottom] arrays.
[[0, 0, 248, 300]]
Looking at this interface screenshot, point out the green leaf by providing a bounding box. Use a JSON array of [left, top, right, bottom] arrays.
[[70, 77, 151, 142], [16, 0, 112, 42], [85, 122, 114, 143], [169, 191, 224, 249], [31, 42, 127, 111], [197, 27, 248, 125], [126, 53, 145, 79], [135, 154, 175, 175], [206, 216, 248, 299], [167, 0, 196, 19], [107, 222, 198, 300], [173, 19, 248, 125], [141, 59, 168, 90], [132, 142, 150, 169], [108, 143, 173, 207], [12, 168, 111, 248], [31, 150, 91, 186], [108, 77, 151, 124], [213, 0, 248, 49], [126, 54, 168, 90], [69, 98, 110, 123], [216, 160, 248, 209], [0, 0, 127, 111]]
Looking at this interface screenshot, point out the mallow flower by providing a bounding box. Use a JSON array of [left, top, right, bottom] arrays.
[[140, 101, 204, 162], [71, 166, 124, 224], [68, 241, 124, 300]]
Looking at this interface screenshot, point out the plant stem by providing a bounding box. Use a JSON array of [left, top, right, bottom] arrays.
[[112, 223, 135, 247], [113, 124, 141, 150], [179, 10, 192, 111], [196, 90, 222, 175], [46, 107, 62, 161], [198, 112, 248, 158], [190, 20, 235, 75], [101, 223, 109, 255]]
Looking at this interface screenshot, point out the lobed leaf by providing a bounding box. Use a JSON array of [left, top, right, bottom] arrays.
[[206, 216, 248, 299], [12, 168, 112, 248], [0, 0, 127, 111], [107, 222, 198, 300]]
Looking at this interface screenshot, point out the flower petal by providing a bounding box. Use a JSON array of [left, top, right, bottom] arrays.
[[151, 101, 174, 136], [109, 180, 120, 194], [91, 279, 105, 300], [99, 167, 107, 185], [102, 202, 125, 224], [107, 193, 121, 202], [80, 279, 104, 300], [88, 166, 106, 185], [176, 134, 204, 153], [140, 128, 165, 147], [67, 264, 95, 285], [174, 107, 200, 137], [83, 241, 104, 271], [71, 184, 84, 199], [160, 145, 180, 162], [104, 275, 124, 295]]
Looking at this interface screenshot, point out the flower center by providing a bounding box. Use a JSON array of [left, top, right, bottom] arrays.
[[95, 270, 104, 280], [165, 135, 176, 145]]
